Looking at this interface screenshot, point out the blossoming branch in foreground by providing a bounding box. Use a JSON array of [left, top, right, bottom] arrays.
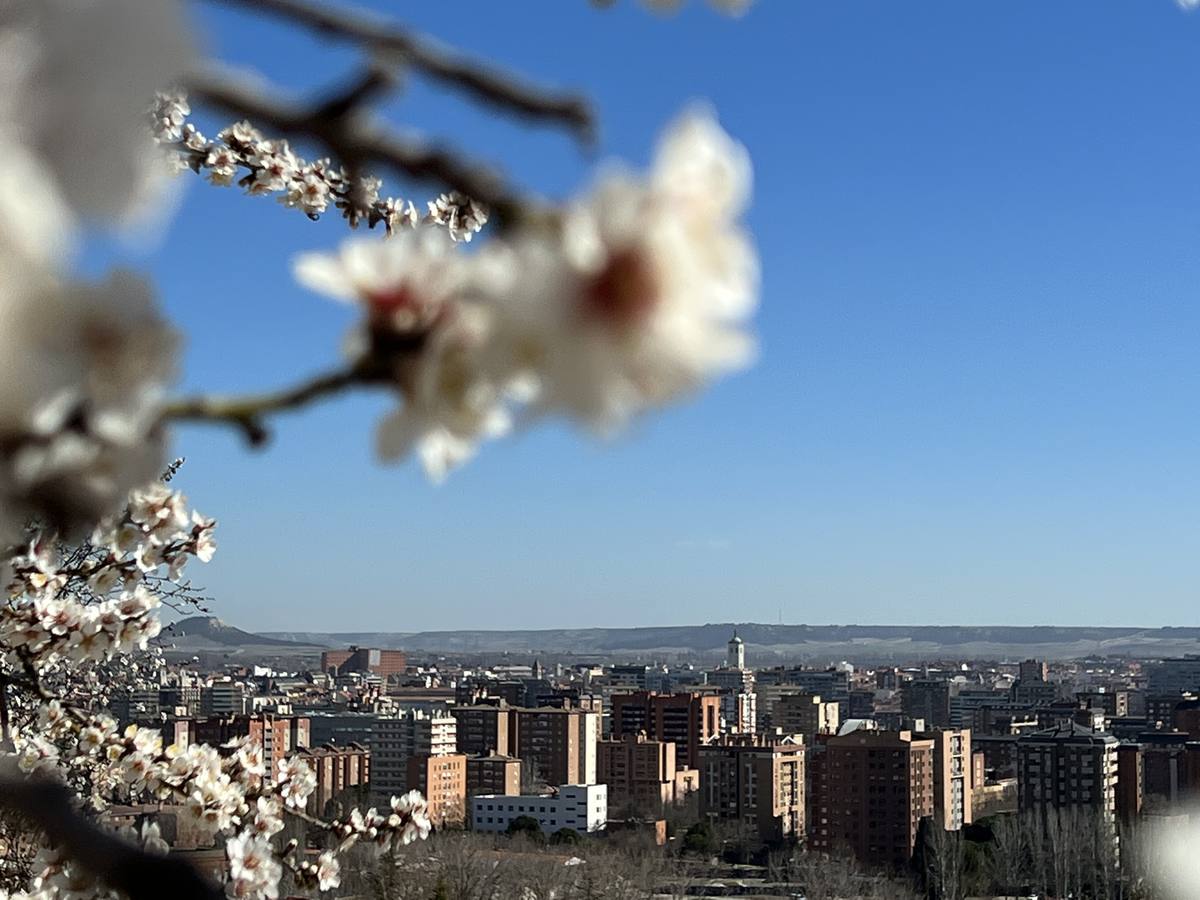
[[149, 94, 488, 242], [291, 107, 758, 480], [1, 482, 431, 900]]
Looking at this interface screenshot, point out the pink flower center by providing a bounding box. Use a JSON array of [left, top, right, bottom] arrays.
[[583, 248, 659, 327]]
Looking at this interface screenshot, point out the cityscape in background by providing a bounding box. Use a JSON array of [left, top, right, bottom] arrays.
[[88, 616, 1200, 889]]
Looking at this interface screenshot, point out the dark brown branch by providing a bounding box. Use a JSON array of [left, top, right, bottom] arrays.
[[0, 780, 224, 900], [204, 0, 595, 142], [185, 67, 548, 228], [161, 362, 384, 446]]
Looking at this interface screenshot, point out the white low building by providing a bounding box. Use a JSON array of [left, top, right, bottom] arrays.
[[471, 784, 607, 834]]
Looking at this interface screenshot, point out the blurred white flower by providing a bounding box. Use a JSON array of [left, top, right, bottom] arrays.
[[491, 106, 758, 432], [315, 851, 341, 891], [0, 264, 179, 533], [0, 0, 196, 227], [374, 303, 514, 482], [294, 229, 465, 338], [227, 833, 282, 900]]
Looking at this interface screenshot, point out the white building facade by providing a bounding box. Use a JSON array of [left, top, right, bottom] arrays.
[[470, 784, 607, 834]]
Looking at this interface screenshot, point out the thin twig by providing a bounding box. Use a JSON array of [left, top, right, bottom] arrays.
[[0, 780, 224, 900], [204, 0, 595, 142], [161, 364, 382, 446], [185, 67, 545, 227]]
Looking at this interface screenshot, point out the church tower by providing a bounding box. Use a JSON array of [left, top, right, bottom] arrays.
[[727, 630, 745, 670]]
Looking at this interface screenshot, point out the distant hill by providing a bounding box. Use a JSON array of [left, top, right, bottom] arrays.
[[258, 622, 1200, 662], [160, 616, 327, 656]]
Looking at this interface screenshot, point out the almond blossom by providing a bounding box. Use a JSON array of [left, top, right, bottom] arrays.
[[491, 106, 758, 433]]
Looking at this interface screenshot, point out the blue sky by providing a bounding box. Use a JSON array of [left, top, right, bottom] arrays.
[[102, 1, 1200, 632]]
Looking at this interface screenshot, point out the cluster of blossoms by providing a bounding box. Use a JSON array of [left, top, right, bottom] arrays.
[[149, 94, 488, 242], [2, 484, 214, 668], [9, 689, 431, 899], [294, 107, 758, 480]]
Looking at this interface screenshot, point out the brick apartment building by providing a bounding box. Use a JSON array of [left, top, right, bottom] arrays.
[[298, 743, 370, 817], [515, 707, 597, 787], [467, 752, 522, 797], [598, 732, 698, 815], [321, 647, 407, 678], [451, 704, 515, 757], [773, 692, 840, 743], [1016, 723, 1118, 820], [610, 691, 721, 770], [407, 753, 467, 827], [448, 705, 597, 788], [918, 729, 974, 829], [371, 710, 457, 801], [698, 734, 805, 844], [809, 729, 935, 870]]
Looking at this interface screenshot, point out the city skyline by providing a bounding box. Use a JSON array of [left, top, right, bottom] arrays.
[[99, 0, 1200, 631]]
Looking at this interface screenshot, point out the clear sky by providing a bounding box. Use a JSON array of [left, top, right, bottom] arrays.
[[94, 1, 1200, 632]]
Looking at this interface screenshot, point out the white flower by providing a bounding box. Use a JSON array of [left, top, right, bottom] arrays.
[[116, 585, 160, 620], [489, 107, 757, 432], [0, 0, 196, 226], [149, 92, 191, 143], [315, 851, 340, 891], [235, 740, 267, 780], [293, 229, 465, 337], [192, 513, 218, 561], [283, 171, 331, 216], [0, 266, 179, 533], [426, 192, 488, 242], [251, 796, 284, 838], [381, 198, 420, 234], [218, 121, 264, 148], [247, 141, 298, 194], [374, 303, 513, 482], [204, 146, 240, 186], [128, 484, 190, 542], [140, 821, 170, 856], [226, 833, 282, 900], [275, 757, 316, 808]]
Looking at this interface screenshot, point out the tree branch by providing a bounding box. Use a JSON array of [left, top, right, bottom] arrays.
[[0, 780, 224, 900], [161, 364, 383, 446], [184, 67, 549, 228], [203, 0, 595, 143]]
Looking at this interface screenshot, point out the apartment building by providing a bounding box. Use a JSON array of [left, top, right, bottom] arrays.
[[610, 691, 721, 769], [371, 710, 457, 800], [597, 732, 692, 814], [1016, 723, 1118, 820], [200, 680, 247, 716], [298, 743, 370, 817], [918, 729, 973, 829], [467, 752, 522, 797], [450, 704, 514, 757], [407, 753, 467, 827], [321, 647, 407, 679], [809, 729, 935, 870], [901, 680, 952, 729], [698, 734, 805, 844], [774, 692, 840, 744], [514, 708, 597, 787]]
